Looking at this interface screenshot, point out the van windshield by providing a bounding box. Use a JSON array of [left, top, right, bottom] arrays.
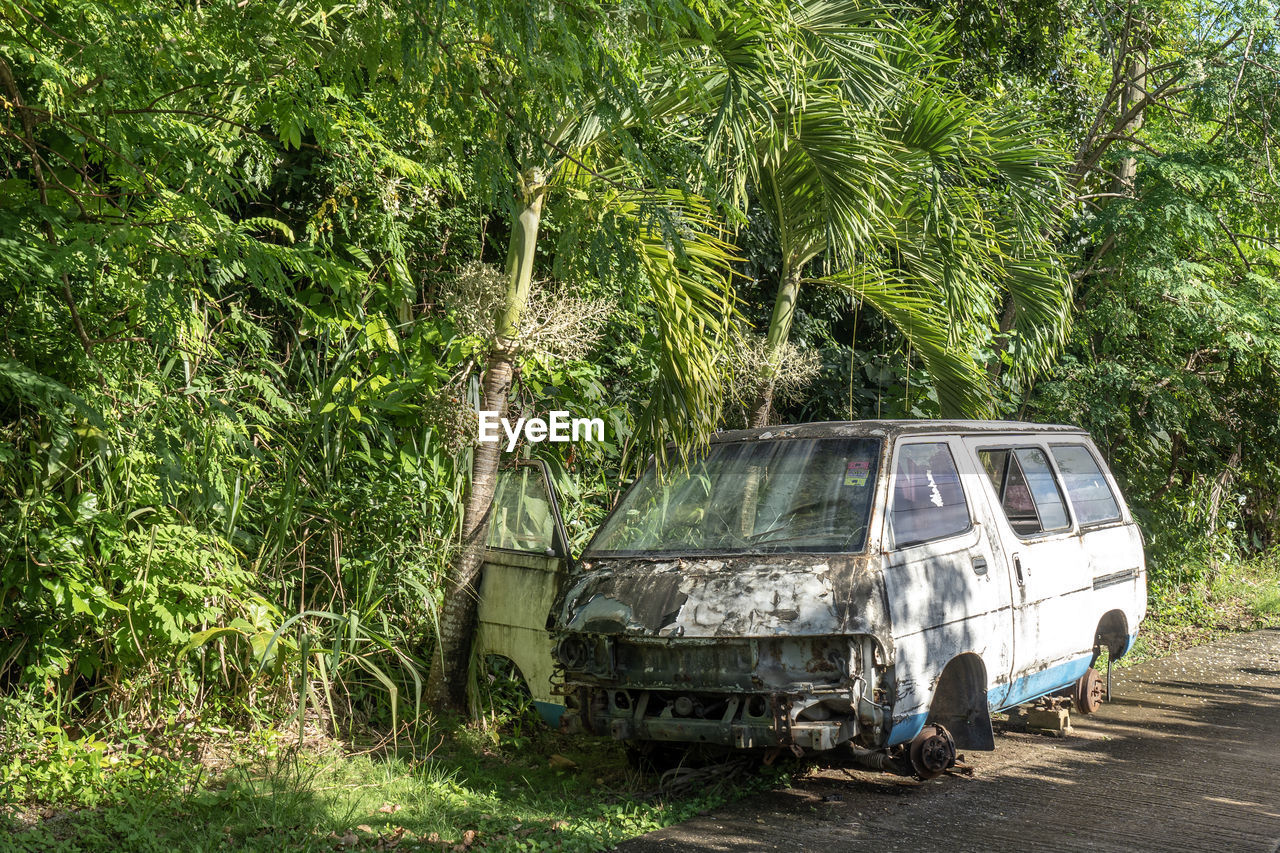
[[587, 437, 882, 556]]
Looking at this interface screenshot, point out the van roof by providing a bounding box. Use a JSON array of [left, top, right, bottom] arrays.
[[709, 419, 1088, 444]]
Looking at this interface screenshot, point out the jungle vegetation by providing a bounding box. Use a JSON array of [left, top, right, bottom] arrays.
[[1, 0, 1278, 789]]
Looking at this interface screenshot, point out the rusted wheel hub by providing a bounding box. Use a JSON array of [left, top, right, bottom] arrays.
[[1073, 667, 1105, 714], [909, 723, 956, 780]]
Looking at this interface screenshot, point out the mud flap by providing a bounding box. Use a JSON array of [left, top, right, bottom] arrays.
[[930, 704, 995, 751], [927, 656, 997, 751]]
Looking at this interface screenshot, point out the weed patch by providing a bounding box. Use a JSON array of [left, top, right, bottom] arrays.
[[1113, 554, 1280, 668], [2, 715, 782, 852]]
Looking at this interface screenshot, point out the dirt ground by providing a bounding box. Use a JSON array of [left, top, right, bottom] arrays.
[[616, 628, 1280, 853]]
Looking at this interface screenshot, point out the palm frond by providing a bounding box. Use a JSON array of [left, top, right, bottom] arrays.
[[605, 189, 744, 464], [758, 102, 896, 269], [999, 255, 1074, 379], [825, 270, 995, 417], [878, 85, 1072, 374], [787, 1, 905, 105]]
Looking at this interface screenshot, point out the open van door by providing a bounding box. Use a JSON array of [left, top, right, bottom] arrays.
[[473, 460, 572, 725]]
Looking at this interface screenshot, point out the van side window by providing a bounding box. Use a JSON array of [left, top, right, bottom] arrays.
[[890, 443, 970, 548], [1051, 444, 1121, 524], [978, 447, 1071, 536]]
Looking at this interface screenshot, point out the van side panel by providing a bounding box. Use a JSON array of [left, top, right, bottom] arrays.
[[883, 535, 1012, 744], [957, 436, 1147, 710], [1001, 531, 1096, 708], [880, 437, 1014, 746], [1050, 440, 1148, 661]]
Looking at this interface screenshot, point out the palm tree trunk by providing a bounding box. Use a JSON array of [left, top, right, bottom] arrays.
[[426, 167, 546, 713], [750, 258, 802, 428], [740, 257, 802, 536]]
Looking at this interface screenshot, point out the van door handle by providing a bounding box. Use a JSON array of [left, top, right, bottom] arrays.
[[972, 556, 988, 575], [1013, 554, 1025, 586]]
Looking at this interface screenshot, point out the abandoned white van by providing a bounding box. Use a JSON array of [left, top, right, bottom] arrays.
[[474, 420, 1146, 778]]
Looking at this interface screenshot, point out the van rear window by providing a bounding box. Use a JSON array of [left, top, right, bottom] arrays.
[[979, 447, 1071, 536], [586, 437, 882, 556], [1051, 444, 1122, 524]]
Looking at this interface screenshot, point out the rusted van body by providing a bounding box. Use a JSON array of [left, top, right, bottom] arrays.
[[476, 421, 1146, 776]]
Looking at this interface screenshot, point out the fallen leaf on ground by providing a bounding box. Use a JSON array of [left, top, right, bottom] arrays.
[[377, 803, 401, 814], [378, 826, 406, 849], [461, 829, 478, 846]]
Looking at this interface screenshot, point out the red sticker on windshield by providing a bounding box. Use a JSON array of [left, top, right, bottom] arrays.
[[844, 459, 871, 487]]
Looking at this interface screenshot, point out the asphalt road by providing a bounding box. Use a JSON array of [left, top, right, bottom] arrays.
[[617, 628, 1280, 853]]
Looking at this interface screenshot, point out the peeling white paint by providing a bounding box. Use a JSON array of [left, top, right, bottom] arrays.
[[660, 564, 840, 637]]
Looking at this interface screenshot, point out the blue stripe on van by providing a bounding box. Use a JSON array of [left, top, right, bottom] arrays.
[[534, 700, 565, 727], [888, 655, 1095, 746], [995, 656, 1093, 712], [887, 712, 930, 746]]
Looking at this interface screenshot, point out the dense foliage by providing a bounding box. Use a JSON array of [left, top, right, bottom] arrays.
[[1, 0, 1278, 739]]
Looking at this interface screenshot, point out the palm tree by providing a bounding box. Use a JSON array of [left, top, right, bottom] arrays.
[[645, 1, 1069, 424], [422, 8, 745, 712], [749, 82, 1069, 426]]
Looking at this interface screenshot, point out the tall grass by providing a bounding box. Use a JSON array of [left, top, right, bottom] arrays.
[[0, 307, 471, 735]]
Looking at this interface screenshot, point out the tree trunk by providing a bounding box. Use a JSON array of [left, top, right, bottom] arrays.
[[741, 259, 802, 537], [1111, 48, 1148, 196], [749, 259, 802, 428], [1206, 442, 1243, 585], [989, 38, 1149, 379], [986, 296, 1019, 380], [426, 167, 546, 713]]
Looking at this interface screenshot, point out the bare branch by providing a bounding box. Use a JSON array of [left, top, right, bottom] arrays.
[[1213, 212, 1252, 272], [1071, 234, 1117, 282]]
